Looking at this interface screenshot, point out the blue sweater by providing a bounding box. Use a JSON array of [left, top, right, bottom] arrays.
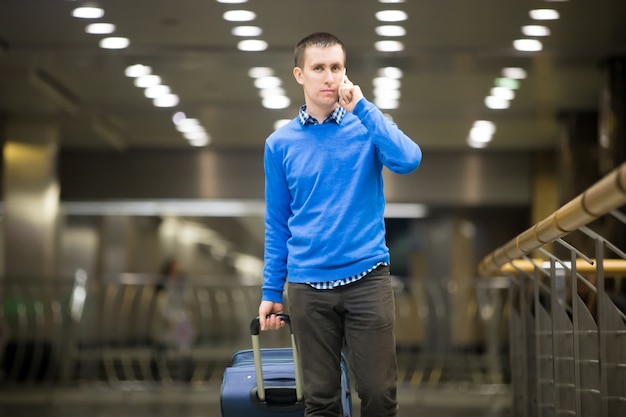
[[262, 98, 422, 303]]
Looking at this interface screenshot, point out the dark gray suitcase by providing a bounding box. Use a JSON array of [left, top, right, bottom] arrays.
[[220, 314, 352, 416]]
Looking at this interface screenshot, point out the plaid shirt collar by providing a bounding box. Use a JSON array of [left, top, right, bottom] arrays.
[[298, 105, 346, 126]]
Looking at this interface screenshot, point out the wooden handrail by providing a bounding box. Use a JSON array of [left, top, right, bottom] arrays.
[[478, 162, 626, 276], [499, 258, 626, 275]]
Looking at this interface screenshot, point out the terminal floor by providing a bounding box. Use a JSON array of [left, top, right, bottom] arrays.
[[0, 384, 512, 417]]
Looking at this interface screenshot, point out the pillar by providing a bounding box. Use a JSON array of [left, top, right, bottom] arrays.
[[2, 121, 60, 280], [599, 56, 626, 249]]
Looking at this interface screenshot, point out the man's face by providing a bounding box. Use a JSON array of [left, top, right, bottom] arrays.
[[293, 44, 345, 112]]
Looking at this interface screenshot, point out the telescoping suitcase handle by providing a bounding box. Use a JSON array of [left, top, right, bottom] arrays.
[[250, 314, 304, 403]]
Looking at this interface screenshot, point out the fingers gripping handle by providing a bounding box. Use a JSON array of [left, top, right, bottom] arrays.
[[250, 315, 303, 403]]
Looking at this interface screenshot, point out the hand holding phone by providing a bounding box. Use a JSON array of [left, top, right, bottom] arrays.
[[338, 69, 363, 112]]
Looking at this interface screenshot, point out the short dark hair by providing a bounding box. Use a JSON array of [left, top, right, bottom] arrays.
[[294, 32, 346, 68]]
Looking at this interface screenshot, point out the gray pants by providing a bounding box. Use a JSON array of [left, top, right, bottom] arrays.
[[288, 265, 398, 417]]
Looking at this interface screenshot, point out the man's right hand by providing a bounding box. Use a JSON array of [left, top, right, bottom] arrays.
[[258, 300, 285, 331]]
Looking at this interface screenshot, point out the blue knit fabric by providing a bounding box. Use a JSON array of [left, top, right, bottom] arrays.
[[262, 98, 421, 303]]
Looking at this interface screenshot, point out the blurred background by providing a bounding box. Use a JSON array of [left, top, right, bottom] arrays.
[[0, 1, 625, 416]]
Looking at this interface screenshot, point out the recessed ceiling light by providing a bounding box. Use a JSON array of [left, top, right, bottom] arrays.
[[375, 10, 408, 22], [231, 26, 262, 37], [188, 137, 210, 147], [134, 74, 162, 88], [262, 95, 290, 109], [99, 37, 129, 49], [485, 96, 510, 109], [238, 39, 268, 51], [153, 94, 179, 108], [375, 25, 406, 37], [469, 120, 495, 144], [374, 88, 401, 100], [184, 132, 209, 142], [374, 40, 404, 52], [144, 85, 171, 99], [85, 23, 115, 34], [379, 0, 405, 3], [274, 119, 291, 130], [502, 67, 527, 80], [217, 0, 248, 3], [529, 9, 559, 20], [259, 87, 286, 99], [378, 67, 403, 79], [248, 67, 274, 78], [522, 25, 550, 36], [495, 77, 520, 89], [125, 64, 151, 78], [490, 87, 515, 101], [72, 7, 105, 19], [223, 10, 256, 22], [513, 38, 543, 52], [373, 77, 401, 89], [175, 118, 201, 131], [254, 76, 281, 89], [374, 98, 399, 109]]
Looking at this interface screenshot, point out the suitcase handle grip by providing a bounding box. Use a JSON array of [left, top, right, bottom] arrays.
[[250, 314, 303, 403], [250, 314, 291, 336]]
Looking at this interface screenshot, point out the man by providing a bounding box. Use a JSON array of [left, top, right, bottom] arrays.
[[259, 32, 422, 417]]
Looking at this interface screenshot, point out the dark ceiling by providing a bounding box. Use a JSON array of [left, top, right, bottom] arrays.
[[1, 0, 625, 153]]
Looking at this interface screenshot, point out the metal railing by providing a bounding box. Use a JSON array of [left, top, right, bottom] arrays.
[[478, 162, 626, 417], [0, 274, 510, 391]]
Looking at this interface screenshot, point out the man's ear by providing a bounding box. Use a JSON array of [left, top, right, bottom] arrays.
[[293, 67, 304, 85]]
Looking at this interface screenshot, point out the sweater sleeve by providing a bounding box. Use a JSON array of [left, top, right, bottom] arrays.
[[262, 141, 291, 303], [352, 98, 422, 174]]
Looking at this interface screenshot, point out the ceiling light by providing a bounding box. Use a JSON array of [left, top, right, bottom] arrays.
[[502, 67, 527, 79], [85, 23, 115, 34], [99, 37, 130, 49], [373, 77, 401, 89], [248, 67, 274, 78], [72, 7, 105, 19], [238, 39, 268, 51], [153, 94, 179, 108], [374, 88, 401, 100], [495, 77, 520, 89], [223, 10, 256, 22], [374, 98, 399, 109], [375, 25, 406, 37], [188, 137, 210, 147], [254, 76, 282, 89], [374, 40, 404, 52], [183, 130, 208, 141], [490, 87, 515, 101], [375, 10, 408, 22], [378, 67, 403, 79], [172, 112, 187, 124], [144, 84, 171, 99], [513, 38, 543, 52], [259, 87, 286, 98], [262, 95, 290, 109], [134, 74, 161, 88], [485, 96, 510, 109], [379, 0, 405, 3], [529, 9, 560, 20], [467, 137, 489, 149], [125, 64, 151, 78], [232, 26, 262, 37], [217, 0, 248, 3], [522, 25, 550, 36], [274, 119, 291, 130], [469, 120, 496, 143], [175, 118, 202, 133]]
